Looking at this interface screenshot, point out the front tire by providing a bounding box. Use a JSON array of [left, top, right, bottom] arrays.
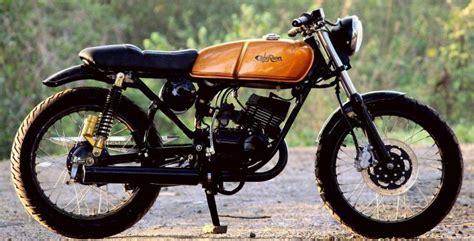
[[11, 87, 161, 238], [316, 96, 463, 238]]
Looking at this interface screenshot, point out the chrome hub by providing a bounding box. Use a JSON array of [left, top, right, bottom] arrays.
[[66, 142, 93, 181]]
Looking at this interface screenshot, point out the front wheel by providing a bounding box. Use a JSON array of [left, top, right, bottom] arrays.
[[316, 96, 463, 238], [11, 87, 161, 238]]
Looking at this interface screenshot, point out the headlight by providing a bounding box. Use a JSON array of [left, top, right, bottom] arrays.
[[350, 16, 363, 54], [329, 15, 363, 56]]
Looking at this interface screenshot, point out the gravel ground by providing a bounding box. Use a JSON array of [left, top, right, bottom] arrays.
[[0, 145, 472, 239]]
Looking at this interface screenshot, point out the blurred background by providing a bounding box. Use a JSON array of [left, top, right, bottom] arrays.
[[0, 0, 472, 159]]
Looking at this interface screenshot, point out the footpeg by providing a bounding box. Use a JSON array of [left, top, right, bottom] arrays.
[[161, 135, 179, 144]]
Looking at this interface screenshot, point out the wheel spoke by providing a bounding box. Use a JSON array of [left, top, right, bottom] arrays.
[[419, 163, 443, 171], [339, 178, 364, 198], [410, 135, 431, 144], [395, 196, 400, 220], [415, 184, 429, 206], [405, 194, 413, 217], [336, 167, 355, 175], [375, 193, 380, 219], [110, 126, 128, 136], [419, 157, 441, 162], [336, 156, 354, 166], [352, 184, 366, 208], [417, 144, 437, 159], [98, 186, 103, 214], [404, 128, 423, 143], [339, 148, 355, 160], [360, 195, 377, 214]]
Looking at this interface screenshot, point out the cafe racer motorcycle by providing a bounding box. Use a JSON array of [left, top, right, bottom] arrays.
[[11, 8, 463, 238]]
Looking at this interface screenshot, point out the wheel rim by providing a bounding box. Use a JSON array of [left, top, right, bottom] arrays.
[[334, 114, 444, 222], [32, 107, 140, 219]]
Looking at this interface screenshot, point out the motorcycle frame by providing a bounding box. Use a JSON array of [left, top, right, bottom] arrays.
[[46, 14, 391, 186], [89, 36, 326, 183]]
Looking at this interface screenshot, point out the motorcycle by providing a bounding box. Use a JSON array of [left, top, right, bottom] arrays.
[[11, 8, 463, 238]]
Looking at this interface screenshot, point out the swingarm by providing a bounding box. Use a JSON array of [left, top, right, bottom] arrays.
[[95, 144, 196, 166]]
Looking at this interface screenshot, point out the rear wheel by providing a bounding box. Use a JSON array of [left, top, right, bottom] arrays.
[[316, 96, 463, 238], [11, 87, 161, 238]]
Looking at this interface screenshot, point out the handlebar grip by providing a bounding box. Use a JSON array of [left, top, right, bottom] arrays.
[[287, 27, 302, 37], [292, 13, 311, 27]]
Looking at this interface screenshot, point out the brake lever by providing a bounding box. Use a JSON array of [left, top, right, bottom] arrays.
[[287, 27, 303, 37]]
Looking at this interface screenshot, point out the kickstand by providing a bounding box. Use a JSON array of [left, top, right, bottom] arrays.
[[202, 190, 227, 234]]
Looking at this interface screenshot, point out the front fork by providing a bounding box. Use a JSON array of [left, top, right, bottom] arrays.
[[348, 93, 392, 162], [317, 30, 391, 163]]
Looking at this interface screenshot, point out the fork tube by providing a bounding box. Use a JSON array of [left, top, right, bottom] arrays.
[[316, 31, 357, 96], [316, 30, 391, 163]]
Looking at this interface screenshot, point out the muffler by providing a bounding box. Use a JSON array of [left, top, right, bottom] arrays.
[[82, 166, 200, 185]]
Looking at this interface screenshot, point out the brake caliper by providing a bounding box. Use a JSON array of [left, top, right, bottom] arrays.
[[355, 144, 374, 171]]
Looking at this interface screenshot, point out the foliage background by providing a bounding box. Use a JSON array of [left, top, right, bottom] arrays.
[[0, 0, 473, 158]]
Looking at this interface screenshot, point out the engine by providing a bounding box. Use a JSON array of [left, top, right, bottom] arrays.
[[158, 80, 290, 170], [212, 93, 291, 170], [243, 93, 291, 139]]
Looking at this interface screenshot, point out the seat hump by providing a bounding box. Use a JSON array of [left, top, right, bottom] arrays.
[[79, 44, 198, 75]]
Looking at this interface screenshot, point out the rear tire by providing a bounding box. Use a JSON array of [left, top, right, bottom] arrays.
[[11, 87, 161, 238], [315, 96, 463, 238]]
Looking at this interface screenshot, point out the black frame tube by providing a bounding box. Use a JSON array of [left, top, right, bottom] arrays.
[[267, 77, 320, 157], [82, 166, 200, 185], [132, 78, 194, 139]]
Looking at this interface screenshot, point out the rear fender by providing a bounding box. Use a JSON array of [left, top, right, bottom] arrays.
[[317, 91, 405, 142], [42, 65, 113, 87]]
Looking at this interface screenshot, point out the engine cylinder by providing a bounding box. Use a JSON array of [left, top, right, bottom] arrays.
[[244, 94, 291, 139]]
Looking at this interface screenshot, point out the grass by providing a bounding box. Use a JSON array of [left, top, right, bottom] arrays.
[[453, 124, 474, 143]]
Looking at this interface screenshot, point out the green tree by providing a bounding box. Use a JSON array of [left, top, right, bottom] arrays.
[[0, 0, 472, 159]]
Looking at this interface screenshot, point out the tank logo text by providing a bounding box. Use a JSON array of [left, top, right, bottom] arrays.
[[255, 53, 283, 63]]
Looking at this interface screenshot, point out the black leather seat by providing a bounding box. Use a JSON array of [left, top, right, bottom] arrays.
[[79, 44, 198, 75]]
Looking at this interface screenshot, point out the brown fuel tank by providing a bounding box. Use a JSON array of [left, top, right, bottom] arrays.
[[190, 39, 314, 83]]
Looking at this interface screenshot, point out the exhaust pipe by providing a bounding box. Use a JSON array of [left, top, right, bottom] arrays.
[[82, 166, 200, 185]]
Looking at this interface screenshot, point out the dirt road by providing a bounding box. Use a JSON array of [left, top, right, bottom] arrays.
[[0, 146, 472, 239]]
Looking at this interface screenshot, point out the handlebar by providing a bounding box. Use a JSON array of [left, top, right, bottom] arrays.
[[289, 9, 326, 37], [292, 13, 311, 27]]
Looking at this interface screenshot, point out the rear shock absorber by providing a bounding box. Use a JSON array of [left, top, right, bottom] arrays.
[[92, 72, 125, 157]]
